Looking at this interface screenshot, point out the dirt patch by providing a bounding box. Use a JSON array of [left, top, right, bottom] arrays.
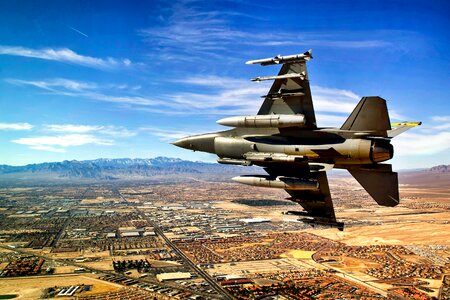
[[0, 274, 121, 299], [310, 222, 450, 246]]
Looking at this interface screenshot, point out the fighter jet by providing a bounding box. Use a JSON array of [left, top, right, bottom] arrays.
[[173, 50, 421, 230]]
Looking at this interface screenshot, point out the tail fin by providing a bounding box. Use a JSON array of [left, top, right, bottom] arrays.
[[348, 164, 399, 207], [341, 97, 391, 133]]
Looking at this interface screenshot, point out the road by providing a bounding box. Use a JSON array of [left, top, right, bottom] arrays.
[[50, 217, 69, 247], [149, 219, 233, 299]]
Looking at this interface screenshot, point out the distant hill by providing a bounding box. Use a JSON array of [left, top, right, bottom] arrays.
[[0, 157, 259, 184], [429, 165, 450, 173], [0, 158, 447, 186]]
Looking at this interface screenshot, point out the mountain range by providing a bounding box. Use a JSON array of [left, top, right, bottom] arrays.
[[0, 157, 257, 183], [429, 165, 450, 173], [0, 157, 448, 185]]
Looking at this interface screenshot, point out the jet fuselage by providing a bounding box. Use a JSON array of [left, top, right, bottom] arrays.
[[173, 128, 394, 167]]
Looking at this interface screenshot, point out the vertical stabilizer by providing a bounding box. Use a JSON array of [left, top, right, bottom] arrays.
[[341, 97, 391, 133]]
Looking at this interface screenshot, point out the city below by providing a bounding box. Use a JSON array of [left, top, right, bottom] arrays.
[[0, 158, 449, 299]]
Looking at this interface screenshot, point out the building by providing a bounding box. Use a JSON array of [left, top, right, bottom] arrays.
[[240, 218, 271, 224], [156, 272, 192, 282], [121, 231, 140, 237]]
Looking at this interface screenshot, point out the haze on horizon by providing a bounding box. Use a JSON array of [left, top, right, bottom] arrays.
[[0, 0, 449, 169]]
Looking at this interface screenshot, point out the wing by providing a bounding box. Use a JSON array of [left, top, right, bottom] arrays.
[[256, 54, 317, 129], [264, 164, 343, 230]]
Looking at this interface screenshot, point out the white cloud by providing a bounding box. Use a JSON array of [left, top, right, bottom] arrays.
[[0, 122, 33, 130], [392, 131, 450, 156], [45, 124, 137, 137], [0, 45, 132, 69], [166, 84, 269, 115], [311, 85, 361, 115], [139, 127, 209, 142], [176, 75, 248, 88], [28, 145, 67, 153], [391, 115, 450, 157], [9, 124, 136, 153], [312, 85, 360, 101], [99, 126, 137, 137], [315, 114, 347, 127], [388, 110, 408, 121], [434, 123, 450, 130], [432, 116, 450, 122], [12, 134, 114, 152], [45, 124, 103, 133]]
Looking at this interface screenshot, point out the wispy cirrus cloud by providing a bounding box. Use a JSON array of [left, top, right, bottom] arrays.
[[7, 78, 168, 110], [0, 45, 132, 69], [139, 1, 401, 62], [170, 76, 363, 118], [7, 78, 141, 92], [7, 78, 98, 91], [0, 122, 33, 130], [139, 126, 208, 141], [6, 76, 363, 118], [12, 134, 114, 153]]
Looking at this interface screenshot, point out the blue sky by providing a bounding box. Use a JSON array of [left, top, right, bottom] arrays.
[[0, 0, 449, 168]]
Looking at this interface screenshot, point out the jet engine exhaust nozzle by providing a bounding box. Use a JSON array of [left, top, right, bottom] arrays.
[[370, 140, 394, 163]]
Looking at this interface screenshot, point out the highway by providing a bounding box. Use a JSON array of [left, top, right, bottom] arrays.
[[148, 219, 233, 299]]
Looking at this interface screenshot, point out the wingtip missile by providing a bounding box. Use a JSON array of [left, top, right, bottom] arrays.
[[245, 50, 313, 66]]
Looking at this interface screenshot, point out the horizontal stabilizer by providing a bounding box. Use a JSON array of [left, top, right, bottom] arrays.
[[348, 165, 399, 207], [388, 121, 422, 138], [341, 96, 391, 133]]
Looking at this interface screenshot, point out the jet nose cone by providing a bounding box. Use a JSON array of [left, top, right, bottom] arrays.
[[171, 138, 189, 149], [171, 133, 217, 153]]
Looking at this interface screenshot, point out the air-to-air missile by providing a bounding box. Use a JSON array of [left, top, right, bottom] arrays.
[[172, 50, 421, 230], [217, 114, 306, 128], [231, 175, 319, 190], [245, 50, 313, 65]]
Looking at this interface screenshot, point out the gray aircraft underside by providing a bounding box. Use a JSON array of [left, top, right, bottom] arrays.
[[173, 50, 421, 230]]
